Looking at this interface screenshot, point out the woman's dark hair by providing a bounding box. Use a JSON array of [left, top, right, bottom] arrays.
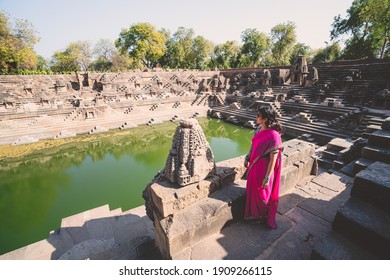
[[258, 106, 282, 132]]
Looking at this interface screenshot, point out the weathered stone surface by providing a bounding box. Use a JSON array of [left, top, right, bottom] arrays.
[[312, 171, 353, 192], [311, 232, 377, 260], [150, 175, 220, 218], [294, 156, 315, 182], [278, 191, 308, 215], [154, 183, 245, 259], [175, 214, 292, 260], [58, 238, 115, 260], [256, 230, 315, 260], [333, 197, 390, 259], [281, 139, 315, 168], [280, 165, 299, 194], [368, 129, 390, 149], [361, 145, 390, 163], [326, 138, 353, 152], [351, 161, 390, 213], [352, 157, 375, 175], [163, 118, 215, 186], [285, 206, 331, 241], [381, 117, 390, 131], [297, 176, 351, 223]]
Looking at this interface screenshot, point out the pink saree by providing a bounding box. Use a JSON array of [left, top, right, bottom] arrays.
[[244, 129, 283, 229]]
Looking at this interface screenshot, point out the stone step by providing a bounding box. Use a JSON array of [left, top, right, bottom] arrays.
[[351, 161, 390, 213], [322, 150, 339, 160], [365, 124, 382, 133], [382, 117, 390, 131], [317, 157, 333, 169], [361, 145, 390, 164], [326, 138, 353, 152], [352, 157, 375, 175], [4, 204, 154, 260], [368, 130, 390, 149], [332, 160, 344, 170], [332, 197, 390, 259], [57, 211, 154, 260], [339, 160, 355, 177], [60, 205, 111, 228], [311, 232, 377, 260]]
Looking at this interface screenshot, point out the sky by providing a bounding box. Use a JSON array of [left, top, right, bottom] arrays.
[[1, 0, 354, 59]]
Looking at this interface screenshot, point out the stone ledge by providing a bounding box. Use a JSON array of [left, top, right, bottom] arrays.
[[154, 183, 245, 259], [333, 197, 390, 259], [150, 166, 238, 219], [351, 161, 390, 213], [368, 129, 390, 149], [311, 232, 376, 260]]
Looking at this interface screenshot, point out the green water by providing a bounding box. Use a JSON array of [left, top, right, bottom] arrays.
[[0, 118, 254, 255]]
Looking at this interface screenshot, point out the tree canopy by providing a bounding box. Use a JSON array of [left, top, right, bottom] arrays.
[[51, 41, 92, 72], [115, 22, 167, 68], [4, 3, 390, 74], [271, 22, 297, 65], [331, 0, 389, 59], [0, 11, 39, 73], [240, 28, 270, 67]]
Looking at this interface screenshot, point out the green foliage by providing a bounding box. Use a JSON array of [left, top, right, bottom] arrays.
[[37, 55, 50, 72], [164, 27, 195, 68], [115, 22, 167, 68], [0, 11, 39, 73], [189, 36, 213, 69], [89, 57, 113, 72], [50, 41, 92, 72], [209, 41, 242, 69], [290, 43, 313, 64], [271, 22, 297, 65], [312, 42, 341, 63], [331, 0, 389, 59], [240, 28, 270, 67]]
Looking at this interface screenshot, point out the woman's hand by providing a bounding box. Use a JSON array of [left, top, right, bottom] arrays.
[[262, 177, 270, 188], [244, 158, 249, 168]]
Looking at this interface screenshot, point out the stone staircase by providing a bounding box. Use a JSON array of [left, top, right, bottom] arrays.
[[311, 117, 390, 259], [0, 205, 154, 260], [317, 138, 354, 170], [209, 106, 350, 145]]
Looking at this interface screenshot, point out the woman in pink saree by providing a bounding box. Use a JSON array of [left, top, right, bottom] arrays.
[[244, 106, 283, 229]]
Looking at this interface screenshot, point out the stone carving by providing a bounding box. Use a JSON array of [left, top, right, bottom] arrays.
[[164, 118, 215, 186], [263, 69, 272, 85], [292, 55, 309, 85]]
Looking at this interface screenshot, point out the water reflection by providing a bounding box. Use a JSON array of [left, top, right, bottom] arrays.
[[0, 118, 253, 255]]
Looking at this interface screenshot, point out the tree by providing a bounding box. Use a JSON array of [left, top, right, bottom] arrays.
[[271, 22, 297, 65], [0, 11, 39, 72], [115, 23, 167, 68], [50, 41, 92, 72], [312, 42, 341, 63], [290, 43, 313, 64], [331, 0, 390, 59], [210, 41, 241, 69], [240, 28, 270, 67], [165, 27, 195, 69], [189, 36, 213, 69], [36, 55, 50, 72], [93, 39, 115, 61], [51, 49, 79, 73]]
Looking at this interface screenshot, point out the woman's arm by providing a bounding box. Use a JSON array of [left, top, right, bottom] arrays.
[[262, 150, 279, 189]]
